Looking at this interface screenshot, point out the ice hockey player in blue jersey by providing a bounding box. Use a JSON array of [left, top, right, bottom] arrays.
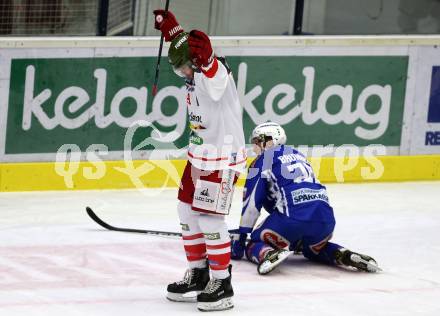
[[231, 122, 380, 275]]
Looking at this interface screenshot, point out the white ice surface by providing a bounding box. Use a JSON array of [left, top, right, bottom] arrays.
[[1, 182, 440, 316]]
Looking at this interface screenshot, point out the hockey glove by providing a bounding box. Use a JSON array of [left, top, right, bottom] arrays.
[[153, 10, 184, 42], [230, 229, 247, 260], [188, 30, 216, 74]]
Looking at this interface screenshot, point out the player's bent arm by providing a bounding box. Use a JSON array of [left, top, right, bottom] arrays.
[[238, 173, 267, 234], [200, 58, 229, 102]]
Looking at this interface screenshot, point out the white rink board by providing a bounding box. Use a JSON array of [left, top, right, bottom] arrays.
[[0, 182, 440, 316], [407, 46, 440, 154]]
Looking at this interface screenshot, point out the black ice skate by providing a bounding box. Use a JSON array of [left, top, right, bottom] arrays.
[[335, 248, 381, 272], [197, 266, 234, 311], [167, 266, 210, 302], [257, 249, 293, 275]]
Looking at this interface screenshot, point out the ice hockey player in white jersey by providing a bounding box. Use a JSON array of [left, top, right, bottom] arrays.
[[231, 122, 380, 275], [153, 9, 246, 312]]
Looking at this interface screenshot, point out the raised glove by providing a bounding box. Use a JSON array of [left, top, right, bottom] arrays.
[[188, 30, 215, 70], [153, 9, 183, 42]]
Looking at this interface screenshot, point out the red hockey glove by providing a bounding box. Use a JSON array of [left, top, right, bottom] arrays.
[[153, 9, 184, 42], [188, 30, 217, 76]]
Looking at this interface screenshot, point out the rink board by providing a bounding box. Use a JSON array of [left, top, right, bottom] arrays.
[[0, 155, 439, 192]]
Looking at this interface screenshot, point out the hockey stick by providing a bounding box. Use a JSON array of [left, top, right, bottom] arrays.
[[86, 206, 243, 239], [86, 206, 182, 237], [151, 0, 170, 96]]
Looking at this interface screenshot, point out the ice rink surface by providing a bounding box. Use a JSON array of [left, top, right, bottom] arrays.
[[1, 181, 440, 316]]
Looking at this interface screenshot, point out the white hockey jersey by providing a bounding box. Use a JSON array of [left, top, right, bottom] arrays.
[[185, 57, 247, 173]]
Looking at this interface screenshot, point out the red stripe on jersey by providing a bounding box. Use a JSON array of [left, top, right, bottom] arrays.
[[182, 233, 205, 240], [206, 241, 231, 250], [202, 58, 219, 78]]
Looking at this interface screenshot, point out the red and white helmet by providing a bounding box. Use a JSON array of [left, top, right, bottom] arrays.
[[250, 122, 287, 147]]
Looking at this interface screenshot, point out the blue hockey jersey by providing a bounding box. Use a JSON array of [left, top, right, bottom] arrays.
[[239, 145, 335, 234]]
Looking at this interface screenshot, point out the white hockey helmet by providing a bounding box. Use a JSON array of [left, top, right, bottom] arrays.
[[250, 122, 287, 147]]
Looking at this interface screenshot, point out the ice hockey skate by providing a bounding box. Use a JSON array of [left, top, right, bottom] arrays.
[[335, 248, 381, 272], [197, 266, 234, 311], [167, 266, 210, 302], [257, 249, 293, 275]]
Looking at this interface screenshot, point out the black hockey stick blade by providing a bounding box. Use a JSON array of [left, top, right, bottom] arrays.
[[86, 206, 182, 237]]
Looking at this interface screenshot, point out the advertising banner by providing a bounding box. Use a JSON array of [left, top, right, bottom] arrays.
[[406, 46, 440, 154], [0, 49, 408, 161]]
